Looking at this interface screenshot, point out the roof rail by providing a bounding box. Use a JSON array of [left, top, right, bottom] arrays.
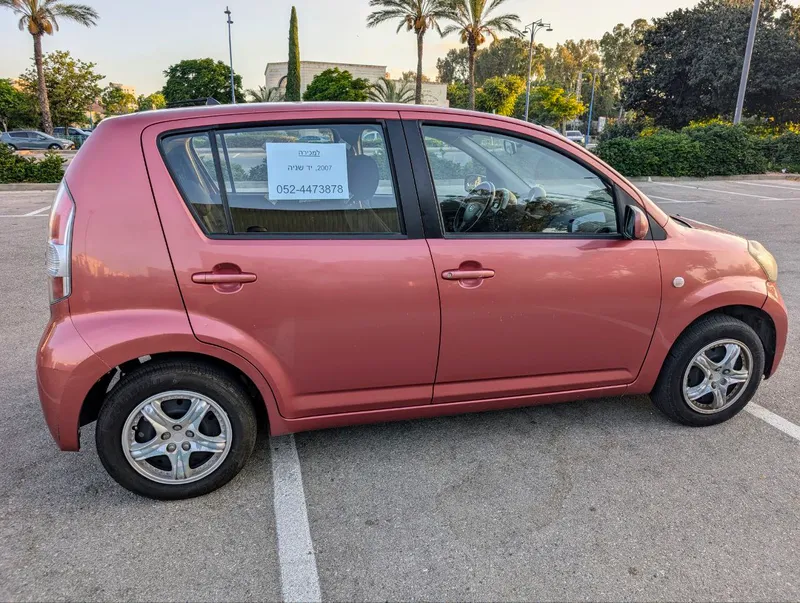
[[165, 97, 222, 109]]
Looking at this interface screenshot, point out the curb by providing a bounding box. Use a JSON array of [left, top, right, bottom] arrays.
[[628, 173, 800, 183], [0, 183, 60, 192]]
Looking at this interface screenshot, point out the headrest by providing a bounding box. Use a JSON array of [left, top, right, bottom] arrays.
[[347, 154, 379, 201]]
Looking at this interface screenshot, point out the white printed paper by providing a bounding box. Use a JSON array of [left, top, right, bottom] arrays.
[[266, 142, 350, 201]]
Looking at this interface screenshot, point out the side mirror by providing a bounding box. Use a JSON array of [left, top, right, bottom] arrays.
[[623, 204, 650, 240], [464, 174, 485, 192], [503, 140, 519, 155]]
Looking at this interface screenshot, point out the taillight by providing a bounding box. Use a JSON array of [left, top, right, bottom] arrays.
[[46, 182, 75, 304]]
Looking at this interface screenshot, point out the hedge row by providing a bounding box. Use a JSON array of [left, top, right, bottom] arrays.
[[595, 124, 800, 177], [0, 144, 64, 183]]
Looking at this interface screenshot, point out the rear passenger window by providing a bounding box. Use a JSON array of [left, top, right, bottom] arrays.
[[161, 124, 402, 236]]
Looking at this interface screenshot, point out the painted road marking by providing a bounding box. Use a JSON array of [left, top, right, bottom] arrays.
[[270, 434, 322, 603], [745, 403, 800, 442], [734, 181, 800, 192], [23, 205, 51, 216], [0, 214, 49, 218], [646, 194, 709, 204], [651, 181, 778, 199]]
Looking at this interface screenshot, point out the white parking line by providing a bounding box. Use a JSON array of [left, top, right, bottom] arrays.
[[270, 434, 322, 603], [0, 213, 49, 218], [734, 181, 800, 192], [652, 181, 777, 199], [23, 205, 51, 216], [647, 194, 709, 204], [745, 403, 800, 442]]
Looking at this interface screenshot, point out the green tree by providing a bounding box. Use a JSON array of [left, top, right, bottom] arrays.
[[162, 58, 244, 105], [302, 68, 371, 102], [542, 39, 600, 93], [476, 74, 525, 116], [18, 50, 103, 130], [136, 92, 166, 111], [286, 6, 301, 101], [600, 19, 650, 115], [401, 70, 430, 82], [101, 85, 136, 115], [436, 47, 470, 84], [0, 0, 99, 134], [247, 85, 284, 102], [441, 0, 521, 109], [625, 0, 800, 128], [475, 36, 530, 84], [367, 0, 449, 104], [516, 84, 585, 130], [447, 81, 469, 108], [0, 79, 37, 131], [368, 77, 416, 103]]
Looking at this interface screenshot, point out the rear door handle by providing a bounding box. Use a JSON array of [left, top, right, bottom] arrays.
[[442, 269, 495, 280], [192, 272, 257, 284]]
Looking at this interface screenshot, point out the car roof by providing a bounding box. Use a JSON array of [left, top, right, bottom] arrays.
[[98, 102, 555, 137]]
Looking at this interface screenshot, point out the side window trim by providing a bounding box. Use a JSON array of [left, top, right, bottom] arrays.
[[158, 118, 416, 240], [406, 119, 628, 240]]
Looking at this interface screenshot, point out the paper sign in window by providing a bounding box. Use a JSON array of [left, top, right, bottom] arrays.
[[266, 142, 350, 201]]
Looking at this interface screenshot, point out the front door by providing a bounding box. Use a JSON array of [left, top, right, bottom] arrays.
[[144, 112, 440, 419], [405, 117, 662, 403]]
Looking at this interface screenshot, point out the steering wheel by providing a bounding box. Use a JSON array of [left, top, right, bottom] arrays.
[[453, 181, 496, 232]]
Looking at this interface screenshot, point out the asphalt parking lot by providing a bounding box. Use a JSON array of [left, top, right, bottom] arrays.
[[1, 178, 798, 602]]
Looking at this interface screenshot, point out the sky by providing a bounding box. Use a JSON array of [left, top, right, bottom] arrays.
[[0, 0, 741, 96]]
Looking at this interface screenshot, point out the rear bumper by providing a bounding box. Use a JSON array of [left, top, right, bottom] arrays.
[[37, 307, 109, 451], [763, 282, 788, 378]]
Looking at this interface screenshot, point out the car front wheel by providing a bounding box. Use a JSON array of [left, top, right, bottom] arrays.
[[96, 359, 258, 499], [48, 143, 62, 150], [650, 314, 765, 426]]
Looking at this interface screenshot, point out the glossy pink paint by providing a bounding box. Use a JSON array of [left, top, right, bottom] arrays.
[[35, 102, 788, 450]]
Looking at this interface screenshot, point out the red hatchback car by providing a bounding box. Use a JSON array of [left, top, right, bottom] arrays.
[[37, 103, 787, 499]]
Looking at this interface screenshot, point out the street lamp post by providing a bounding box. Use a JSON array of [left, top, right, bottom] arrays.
[[734, 0, 762, 124], [523, 19, 552, 123], [585, 69, 598, 147], [225, 6, 236, 104]]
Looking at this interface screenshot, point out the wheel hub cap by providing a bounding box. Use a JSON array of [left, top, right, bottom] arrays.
[[682, 339, 753, 414]]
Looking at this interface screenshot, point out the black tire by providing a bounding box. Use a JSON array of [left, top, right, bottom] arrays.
[[48, 143, 62, 150], [96, 359, 258, 499], [650, 314, 765, 426]]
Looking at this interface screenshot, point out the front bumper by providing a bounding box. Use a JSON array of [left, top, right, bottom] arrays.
[[762, 281, 788, 378], [37, 307, 109, 451]]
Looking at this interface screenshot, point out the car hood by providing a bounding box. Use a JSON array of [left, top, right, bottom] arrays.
[[671, 215, 744, 239]]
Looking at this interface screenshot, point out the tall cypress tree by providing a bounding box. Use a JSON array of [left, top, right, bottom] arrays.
[[286, 6, 301, 102]]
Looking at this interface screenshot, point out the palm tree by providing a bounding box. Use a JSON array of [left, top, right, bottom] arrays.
[[368, 77, 417, 103], [441, 0, 520, 110], [366, 0, 449, 105], [247, 85, 285, 103], [1, 0, 99, 134]]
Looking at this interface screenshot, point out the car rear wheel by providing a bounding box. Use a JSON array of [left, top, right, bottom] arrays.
[[48, 143, 62, 150], [96, 359, 258, 499], [7, 144, 17, 151], [650, 314, 765, 426]]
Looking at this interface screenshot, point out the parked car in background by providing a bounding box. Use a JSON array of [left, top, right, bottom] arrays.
[[1, 130, 75, 150], [53, 126, 91, 144], [37, 102, 787, 500], [565, 130, 585, 144]]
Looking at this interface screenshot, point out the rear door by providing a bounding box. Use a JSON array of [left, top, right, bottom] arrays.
[[402, 112, 662, 403], [143, 110, 440, 419]]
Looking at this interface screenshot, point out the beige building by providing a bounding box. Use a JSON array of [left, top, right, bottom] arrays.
[[109, 82, 136, 97], [265, 60, 448, 107]]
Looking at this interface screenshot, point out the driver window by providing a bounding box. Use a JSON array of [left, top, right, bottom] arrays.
[[421, 125, 618, 236]]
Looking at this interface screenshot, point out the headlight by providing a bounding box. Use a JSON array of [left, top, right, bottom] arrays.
[[748, 240, 778, 282]]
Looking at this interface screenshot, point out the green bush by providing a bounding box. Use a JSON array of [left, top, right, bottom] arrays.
[[0, 145, 64, 183], [595, 122, 796, 177]]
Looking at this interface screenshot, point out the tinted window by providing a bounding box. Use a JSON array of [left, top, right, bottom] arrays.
[[422, 125, 617, 236], [162, 124, 402, 235], [9, 132, 29, 139]]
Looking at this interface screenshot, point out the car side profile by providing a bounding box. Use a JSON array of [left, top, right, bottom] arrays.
[[1, 130, 75, 150], [37, 103, 787, 499]]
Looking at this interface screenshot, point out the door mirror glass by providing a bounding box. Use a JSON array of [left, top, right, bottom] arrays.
[[624, 204, 650, 240], [503, 140, 519, 156]]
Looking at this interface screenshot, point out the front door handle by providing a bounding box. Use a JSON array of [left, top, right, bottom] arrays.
[[442, 269, 495, 280], [192, 272, 257, 284]]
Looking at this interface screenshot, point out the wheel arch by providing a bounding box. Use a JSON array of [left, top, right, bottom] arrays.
[[79, 351, 273, 434]]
